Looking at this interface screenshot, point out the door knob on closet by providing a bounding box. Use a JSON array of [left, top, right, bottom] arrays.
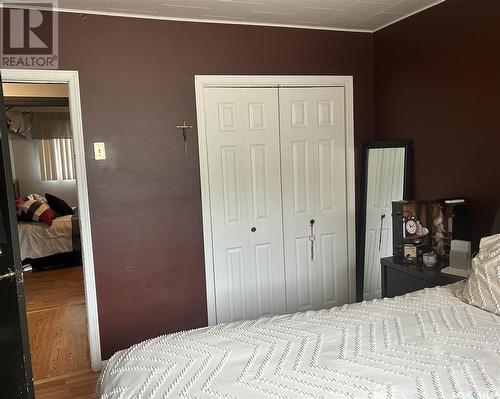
[[250, 227, 256, 232]]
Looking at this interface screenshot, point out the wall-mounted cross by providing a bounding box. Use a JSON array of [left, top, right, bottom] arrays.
[[176, 121, 193, 156]]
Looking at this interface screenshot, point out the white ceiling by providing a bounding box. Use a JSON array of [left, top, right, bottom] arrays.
[[55, 0, 444, 32]]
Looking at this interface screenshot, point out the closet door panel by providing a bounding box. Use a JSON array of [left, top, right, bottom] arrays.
[[313, 87, 348, 309], [204, 88, 249, 323], [204, 87, 285, 323], [280, 87, 349, 313], [242, 88, 286, 319], [280, 89, 317, 312], [280, 90, 317, 312]]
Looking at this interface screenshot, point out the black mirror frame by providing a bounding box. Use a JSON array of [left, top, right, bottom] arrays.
[[356, 140, 414, 301]]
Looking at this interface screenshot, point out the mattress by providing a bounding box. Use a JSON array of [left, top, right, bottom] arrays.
[[97, 282, 500, 398], [18, 215, 75, 260]]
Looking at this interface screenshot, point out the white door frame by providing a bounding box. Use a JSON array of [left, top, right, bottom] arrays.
[[1, 69, 102, 371], [195, 75, 357, 325]]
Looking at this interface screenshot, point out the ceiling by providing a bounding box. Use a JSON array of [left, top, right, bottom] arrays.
[[2, 83, 68, 98], [55, 0, 444, 32]]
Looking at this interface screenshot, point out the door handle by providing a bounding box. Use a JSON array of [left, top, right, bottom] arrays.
[[0, 264, 32, 283], [309, 219, 316, 261], [0, 268, 15, 282]]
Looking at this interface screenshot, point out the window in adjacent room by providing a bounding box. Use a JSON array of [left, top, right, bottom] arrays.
[[39, 138, 75, 181]]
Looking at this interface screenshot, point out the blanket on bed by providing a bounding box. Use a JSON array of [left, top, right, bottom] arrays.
[[98, 282, 500, 398], [18, 214, 80, 260]]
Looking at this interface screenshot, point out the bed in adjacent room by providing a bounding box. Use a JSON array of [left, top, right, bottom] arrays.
[[97, 279, 500, 398], [16, 193, 81, 269], [18, 213, 80, 260]]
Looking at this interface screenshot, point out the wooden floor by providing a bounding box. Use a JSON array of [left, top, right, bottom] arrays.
[[25, 266, 86, 312], [33, 371, 100, 399], [24, 266, 100, 398]]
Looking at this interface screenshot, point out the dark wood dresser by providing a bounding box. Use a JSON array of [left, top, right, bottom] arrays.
[[381, 256, 465, 298]]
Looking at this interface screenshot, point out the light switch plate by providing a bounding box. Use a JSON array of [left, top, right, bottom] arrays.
[[94, 142, 106, 160]]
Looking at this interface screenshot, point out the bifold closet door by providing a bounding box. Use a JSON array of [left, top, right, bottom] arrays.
[[203, 87, 286, 323], [279, 87, 349, 312]]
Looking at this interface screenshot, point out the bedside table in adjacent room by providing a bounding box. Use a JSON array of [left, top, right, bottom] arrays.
[[381, 256, 465, 298]]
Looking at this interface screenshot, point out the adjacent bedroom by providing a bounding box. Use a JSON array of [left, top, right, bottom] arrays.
[[3, 83, 90, 387]]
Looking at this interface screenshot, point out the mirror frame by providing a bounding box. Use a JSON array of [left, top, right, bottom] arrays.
[[357, 140, 414, 301]]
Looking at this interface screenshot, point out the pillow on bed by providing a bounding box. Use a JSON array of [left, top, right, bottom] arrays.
[[45, 193, 74, 216], [461, 234, 500, 315], [18, 199, 56, 226], [25, 193, 46, 202]]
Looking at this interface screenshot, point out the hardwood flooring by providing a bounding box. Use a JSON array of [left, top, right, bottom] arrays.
[[24, 266, 86, 312], [27, 303, 91, 380], [34, 371, 100, 399], [23, 266, 99, 398]]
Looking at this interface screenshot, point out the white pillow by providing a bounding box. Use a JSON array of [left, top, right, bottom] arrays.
[[25, 193, 46, 202], [461, 234, 500, 315]]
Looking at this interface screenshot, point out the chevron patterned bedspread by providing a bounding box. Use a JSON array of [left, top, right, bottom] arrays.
[[97, 283, 500, 398]]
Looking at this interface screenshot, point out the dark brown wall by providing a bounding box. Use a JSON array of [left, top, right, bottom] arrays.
[[54, 13, 373, 358], [374, 0, 500, 248]]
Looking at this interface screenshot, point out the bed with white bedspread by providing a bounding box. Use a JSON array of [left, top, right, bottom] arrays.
[[17, 214, 80, 260], [97, 282, 500, 398]]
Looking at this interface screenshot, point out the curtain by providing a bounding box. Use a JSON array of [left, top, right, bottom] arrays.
[[39, 138, 75, 181], [6, 110, 72, 139], [6, 110, 32, 136], [31, 112, 72, 139]]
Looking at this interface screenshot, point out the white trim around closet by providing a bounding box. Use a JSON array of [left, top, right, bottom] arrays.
[[195, 75, 357, 325], [1, 69, 103, 371]]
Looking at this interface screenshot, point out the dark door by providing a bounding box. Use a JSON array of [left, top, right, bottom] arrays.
[[0, 74, 35, 398]]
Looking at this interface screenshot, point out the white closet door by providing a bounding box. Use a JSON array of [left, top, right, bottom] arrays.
[[203, 87, 286, 323], [363, 148, 405, 300], [279, 87, 349, 312]]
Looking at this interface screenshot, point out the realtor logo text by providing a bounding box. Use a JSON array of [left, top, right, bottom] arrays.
[[1, 1, 58, 69]]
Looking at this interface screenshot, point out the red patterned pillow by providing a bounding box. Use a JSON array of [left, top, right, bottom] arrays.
[[19, 199, 56, 226]]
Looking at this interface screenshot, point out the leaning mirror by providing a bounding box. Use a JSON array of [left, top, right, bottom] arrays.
[[358, 141, 413, 301]]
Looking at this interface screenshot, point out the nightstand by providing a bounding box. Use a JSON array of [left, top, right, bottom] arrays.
[[381, 256, 465, 298]]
